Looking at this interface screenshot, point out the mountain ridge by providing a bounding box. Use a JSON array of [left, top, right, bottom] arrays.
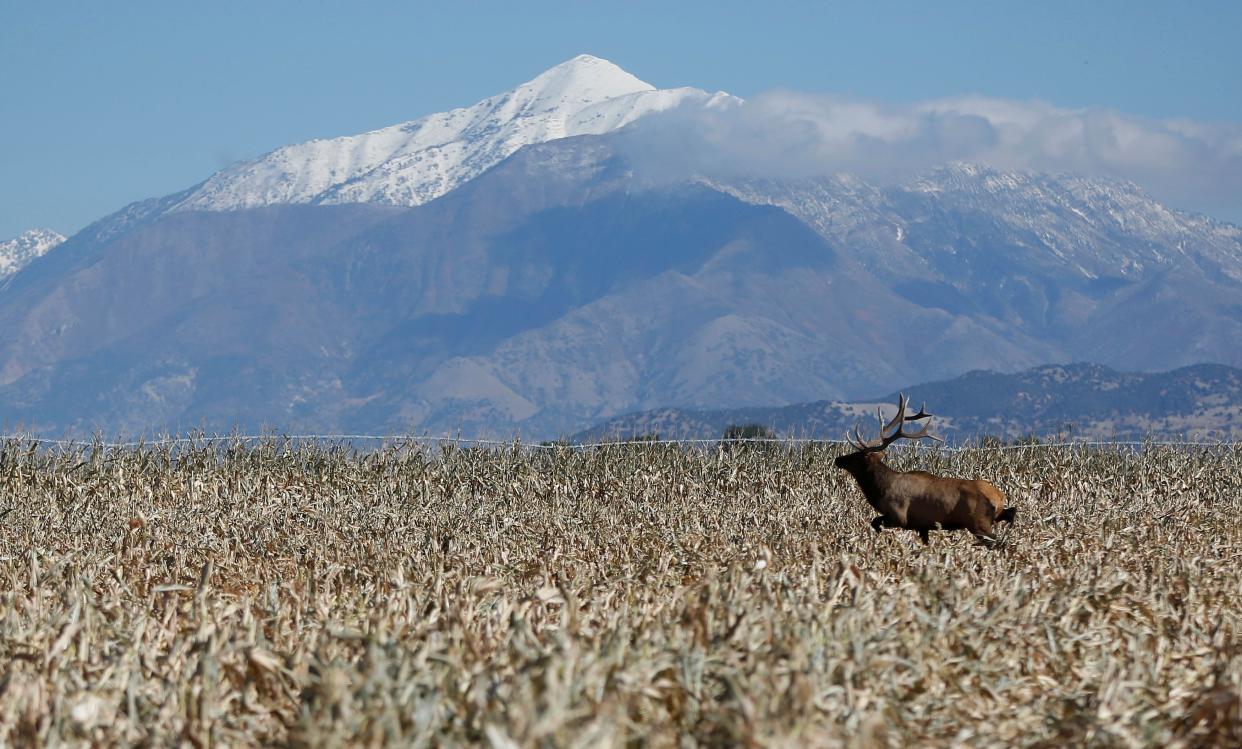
[[570, 363, 1242, 444], [170, 55, 736, 213]]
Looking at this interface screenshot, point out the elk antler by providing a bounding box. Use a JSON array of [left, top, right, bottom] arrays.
[[847, 393, 943, 452]]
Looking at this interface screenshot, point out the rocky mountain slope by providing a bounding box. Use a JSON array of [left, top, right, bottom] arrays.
[[711, 167, 1242, 371], [572, 363, 1242, 443]]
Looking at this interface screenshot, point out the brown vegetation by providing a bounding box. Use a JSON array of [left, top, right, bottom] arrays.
[[0, 438, 1240, 746]]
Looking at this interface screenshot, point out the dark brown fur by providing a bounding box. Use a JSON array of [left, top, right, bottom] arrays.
[[835, 451, 1016, 545]]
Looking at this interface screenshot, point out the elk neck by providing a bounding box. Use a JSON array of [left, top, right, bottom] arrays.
[[846, 454, 898, 508]]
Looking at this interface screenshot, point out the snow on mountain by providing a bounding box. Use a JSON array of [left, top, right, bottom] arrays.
[[0, 228, 65, 280], [173, 55, 736, 212], [904, 164, 1242, 280], [709, 164, 1242, 286]]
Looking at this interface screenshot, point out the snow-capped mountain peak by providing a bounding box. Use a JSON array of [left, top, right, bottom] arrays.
[[514, 54, 655, 109], [0, 228, 65, 280], [172, 55, 729, 212]]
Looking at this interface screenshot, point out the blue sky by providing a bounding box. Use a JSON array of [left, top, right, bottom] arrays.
[[3, 1, 1241, 239]]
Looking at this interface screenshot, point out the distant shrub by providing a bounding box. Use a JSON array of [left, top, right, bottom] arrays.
[[721, 424, 775, 450], [622, 433, 662, 443]]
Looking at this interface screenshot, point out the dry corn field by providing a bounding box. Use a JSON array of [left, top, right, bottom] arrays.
[[1, 439, 1240, 748]]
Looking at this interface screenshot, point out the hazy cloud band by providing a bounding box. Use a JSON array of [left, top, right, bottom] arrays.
[[620, 91, 1242, 222]]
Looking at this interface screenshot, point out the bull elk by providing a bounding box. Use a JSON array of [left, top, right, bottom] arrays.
[[834, 394, 1016, 546]]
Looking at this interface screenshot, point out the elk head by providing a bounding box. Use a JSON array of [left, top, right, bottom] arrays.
[[834, 393, 943, 475]]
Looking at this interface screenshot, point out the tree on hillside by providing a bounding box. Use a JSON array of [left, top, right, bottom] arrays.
[[721, 423, 775, 449]]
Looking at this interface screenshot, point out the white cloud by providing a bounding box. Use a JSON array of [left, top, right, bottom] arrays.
[[618, 91, 1242, 222]]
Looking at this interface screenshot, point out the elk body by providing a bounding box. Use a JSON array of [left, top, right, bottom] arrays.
[[834, 394, 1016, 546]]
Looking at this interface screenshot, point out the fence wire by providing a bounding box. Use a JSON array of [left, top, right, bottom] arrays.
[[0, 433, 1235, 452]]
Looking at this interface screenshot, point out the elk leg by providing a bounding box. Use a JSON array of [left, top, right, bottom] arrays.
[[871, 516, 886, 533], [975, 512, 995, 537], [973, 532, 999, 548], [917, 527, 930, 545], [970, 511, 1000, 547]]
